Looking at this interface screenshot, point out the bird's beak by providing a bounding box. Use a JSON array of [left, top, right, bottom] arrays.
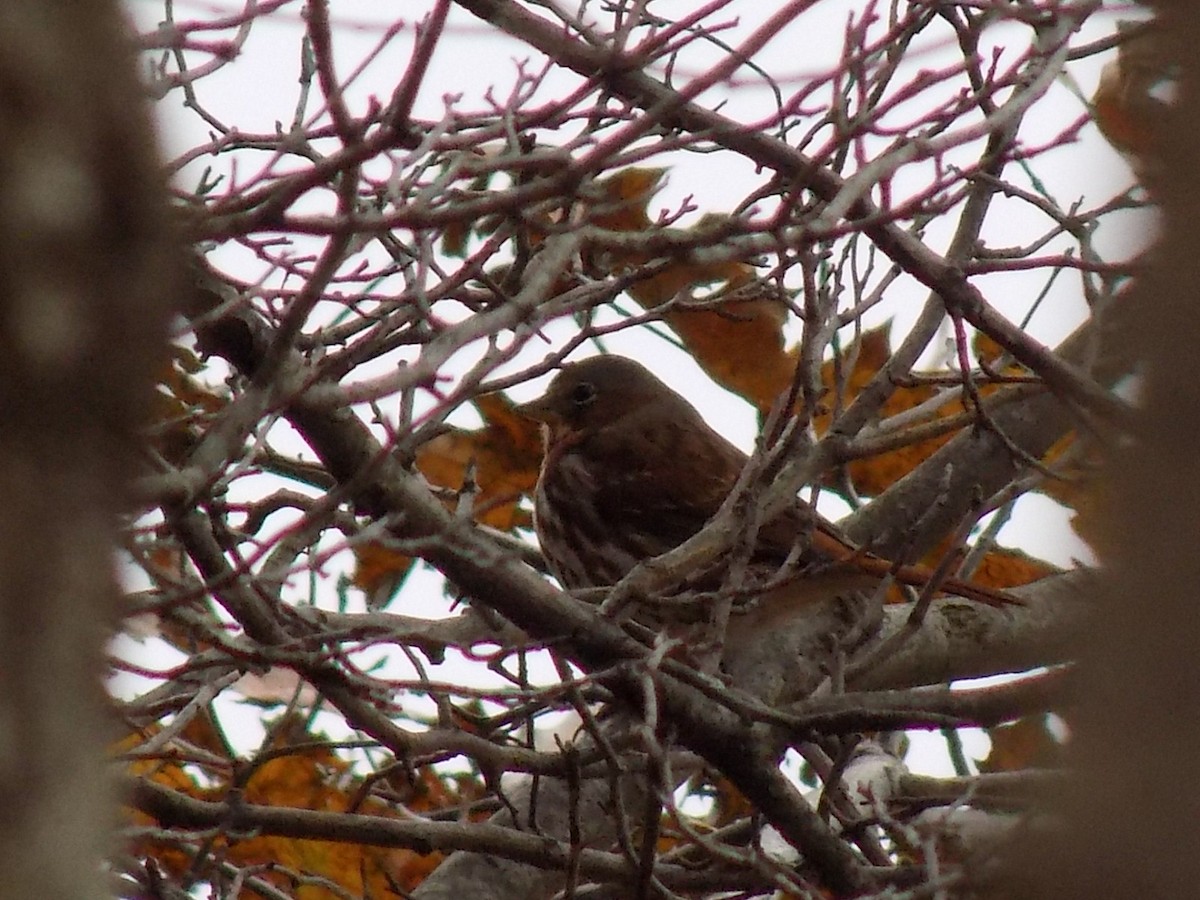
[[514, 397, 559, 425], [516, 397, 579, 455]]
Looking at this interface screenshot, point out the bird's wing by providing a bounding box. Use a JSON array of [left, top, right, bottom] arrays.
[[581, 401, 832, 566], [584, 409, 744, 556]]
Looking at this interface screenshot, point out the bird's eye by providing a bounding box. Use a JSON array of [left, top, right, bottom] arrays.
[[570, 381, 597, 408]]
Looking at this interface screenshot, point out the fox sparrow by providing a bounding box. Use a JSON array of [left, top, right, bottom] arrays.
[[518, 355, 1017, 621]]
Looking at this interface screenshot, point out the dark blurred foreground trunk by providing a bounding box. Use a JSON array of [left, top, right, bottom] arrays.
[[0, 5, 176, 898]]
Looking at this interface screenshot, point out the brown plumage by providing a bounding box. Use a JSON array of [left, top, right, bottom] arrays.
[[518, 354, 1019, 613]]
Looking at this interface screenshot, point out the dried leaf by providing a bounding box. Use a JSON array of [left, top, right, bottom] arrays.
[[584, 168, 797, 410], [979, 716, 1064, 773], [1092, 21, 1173, 182], [350, 540, 415, 600], [815, 326, 1071, 499], [125, 721, 477, 896], [814, 326, 954, 495], [586, 166, 668, 232], [354, 392, 542, 597], [150, 344, 227, 462], [1063, 477, 1111, 560], [654, 271, 796, 412], [414, 391, 542, 529], [965, 546, 1059, 590]]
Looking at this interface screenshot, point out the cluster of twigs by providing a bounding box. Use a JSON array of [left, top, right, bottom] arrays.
[[115, 2, 1145, 897]]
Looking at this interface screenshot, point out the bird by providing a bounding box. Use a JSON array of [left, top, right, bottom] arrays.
[[516, 354, 1020, 623]]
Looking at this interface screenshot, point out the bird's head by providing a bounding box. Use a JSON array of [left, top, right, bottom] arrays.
[[516, 355, 677, 440]]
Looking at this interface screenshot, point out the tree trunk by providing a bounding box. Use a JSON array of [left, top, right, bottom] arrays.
[[0, 5, 176, 898]]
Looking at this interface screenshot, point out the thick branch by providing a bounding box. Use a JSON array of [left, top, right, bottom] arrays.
[[126, 776, 759, 893]]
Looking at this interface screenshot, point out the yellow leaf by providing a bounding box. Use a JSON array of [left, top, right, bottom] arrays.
[[587, 166, 668, 232]]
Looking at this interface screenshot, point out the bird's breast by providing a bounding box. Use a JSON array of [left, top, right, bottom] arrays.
[[534, 444, 656, 589]]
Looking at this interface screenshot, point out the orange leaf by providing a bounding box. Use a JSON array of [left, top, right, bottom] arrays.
[[814, 326, 959, 496], [961, 546, 1058, 590], [350, 541, 415, 599], [656, 271, 796, 412], [586, 166, 668, 232], [414, 391, 542, 530], [220, 750, 435, 896], [584, 169, 796, 410], [1063, 477, 1111, 561], [126, 720, 479, 896], [119, 715, 233, 878], [1036, 432, 1106, 524], [814, 326, 1070, 498], [979, 716, 1064, 773], [355, 393, 542, 600], [1092, 22, 1172, 180], [971, 330, 1006, 367]]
